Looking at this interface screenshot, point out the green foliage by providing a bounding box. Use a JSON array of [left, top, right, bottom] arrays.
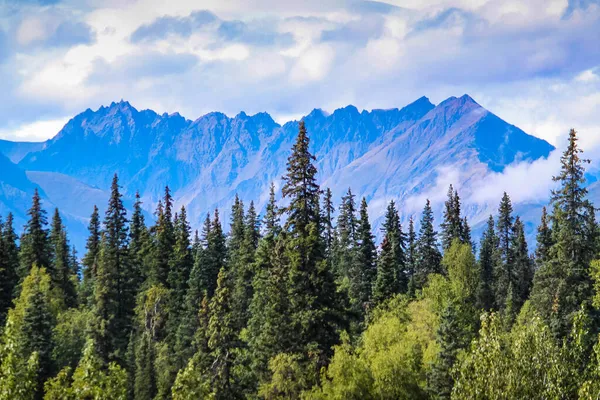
[[414, 200, 442, 290], [0, 213, 19, 324]]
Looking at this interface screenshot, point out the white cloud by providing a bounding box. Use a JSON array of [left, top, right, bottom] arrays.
[[0, 117, 69, 141]]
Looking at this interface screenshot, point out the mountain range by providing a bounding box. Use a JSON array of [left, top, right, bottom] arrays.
[[0, 94, 557, 252]]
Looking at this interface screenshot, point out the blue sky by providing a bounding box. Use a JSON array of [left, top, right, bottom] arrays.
[[0, 0, 599, 151]]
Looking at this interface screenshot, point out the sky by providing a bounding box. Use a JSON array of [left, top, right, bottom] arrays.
[[0, 0, 598, 150]]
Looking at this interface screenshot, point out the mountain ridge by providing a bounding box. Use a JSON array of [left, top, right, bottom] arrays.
[[1, 95, 555, 251]]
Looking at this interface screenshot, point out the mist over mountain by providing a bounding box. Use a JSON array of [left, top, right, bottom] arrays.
[[1, 95, 556, 251]]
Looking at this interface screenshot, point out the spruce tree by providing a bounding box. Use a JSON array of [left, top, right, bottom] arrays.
[[511, 217, 533, 312], [82, 205, 101, 304], [373, 200, 406, 302], [407, 215, 417, 293], [205, 209, 226, 298], [0, 214, 19, 323], [494, 192, 515, 310], [441, 185, 463, 251], [428, 303, 463, 399], [93, 174, 131, 363], [49, 209, 77, 308], [263, 182, 280, 237], [151, 187, 176, 286], [477, 216, 497, 311], [531, 129, 596, 335], [207, 267, 239, 398], [322, 188, 335, 258], [332, 188, 358, 280], [535, 206, 552, 265], [129, 192, 148, 292], [280, 121, 339, 384], [414, 199, 442, 289], [19, 189, 51, 281], [354, 198, 377, 310]]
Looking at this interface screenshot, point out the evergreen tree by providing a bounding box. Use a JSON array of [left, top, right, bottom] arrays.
[[151, 187, 176, 286], [0, 214, 19, 323], [461, 216, 473, 250], [134, 332, 157, 400], [280, 121, 339, 385], [129, 192, 148, 293], [205, 209, 227, 298], [19, 189, 51, 281], [353, 198, 377, 310], [414, 199, 442, 289], [322, 188, 335, 257], [535, 206, 552, 265], [428, 304, 463, 399], [531, 129, 596, 335], [49, 209, 77, 308], [93, 174, 131, 363], [477, 216, 497, 311], [207, 267, 239, 398], [332, 188, 358, 280], [81, 205, 101, 304], [494, 192, 515, 310], [511, 217, 534, 312], [263, 182, 280, 237], [407, 215, 417, 293], [373, 200, 406, 302], [441, 185, 463, 251]]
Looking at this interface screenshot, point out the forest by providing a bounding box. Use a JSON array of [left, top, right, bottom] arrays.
[[0, 122, 599, 400]]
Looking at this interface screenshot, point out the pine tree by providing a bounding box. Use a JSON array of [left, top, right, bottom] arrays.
[[263, 182, 280, 237], [332, 188, 358, 279], [461, 216, 473, 250], [511, 217, 533, 311], [49, 209, 77, 308], [205, 209, 227, 298], [414, 199, 442, 289], [129, 192, 148, 292], [428, 303, 463, 399], [280, 121, 339, 385], [477, 216, 497, 311], [134, 332, 157, 400], [441, 185, 463, 251], [322, 188, 335, 258], [353, 198, 377, 310], [494, 192, 515, 310], [19, 189, 51, 281], [93, 174, 131, 363], [82, 205, 101, 304], [407, 215, 417, 293], [0, 214, 19, 323], [531, 129, 596, 336], [373, 200, 406, 302], [535, 206, 552, 265], [151, 187, 176, 286]]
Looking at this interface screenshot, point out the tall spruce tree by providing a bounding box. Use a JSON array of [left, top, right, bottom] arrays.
[[0, 214, 19, 323], [49, 209, 77, 308], [19, 189, 51, 281], [322, 188, 335, 258], [151, 187, 176, 286], [414, 199, 442, 289], [373, 200, 406, 302], [93, 174, 131, 363], [510, 217, 533, 316], [82, 205, 101, 304], [531, 129, 596, 336], [280, 121, 339, 384], [494, 192, 515, 310], [441, 185, 464, 251], [407, 215, 417, 293], [477, 216, 497, 311], [535, 206, 553, 265], [353, 198, 377, 311], [129, 192, 148, 291]]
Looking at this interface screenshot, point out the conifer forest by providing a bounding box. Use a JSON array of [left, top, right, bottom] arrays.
[[3, 122, 600, 400]]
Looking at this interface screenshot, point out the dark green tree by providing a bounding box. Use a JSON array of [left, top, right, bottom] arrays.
[[414, 199, 442, 289], [19, 189, 51, 281], [0, 213, 19, 323], [531, 129, 596, 336], [150, 187, 176, 286], [535, 206, 552, 265], [49, 209, 77, 308], [322, 188, 335, 258], [353, 198, 377, 310], [81, 205, 101, 304], [494, 192, 514, 310], [477, 216, 497, 311], [441, 185, 463, 251], [511, 217, 534, 313], [93, 174, 131, 364]]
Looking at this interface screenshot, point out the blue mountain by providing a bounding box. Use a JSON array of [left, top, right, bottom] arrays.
[[1, 95, 555, 250]]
